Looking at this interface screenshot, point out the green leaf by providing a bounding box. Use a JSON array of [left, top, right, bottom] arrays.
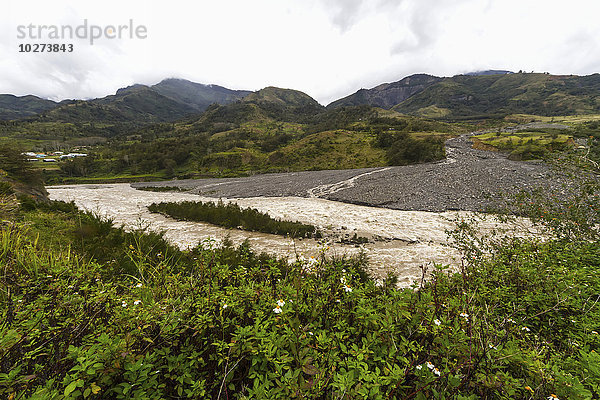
[[64, 379, 83, 397]]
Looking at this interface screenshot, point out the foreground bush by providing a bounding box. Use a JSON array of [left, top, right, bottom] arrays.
[[1, 200, 600, 399]]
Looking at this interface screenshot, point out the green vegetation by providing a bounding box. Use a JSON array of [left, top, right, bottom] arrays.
[[5, 102, 462, 183], [0, 94, 58, 120], [0, 144, 46, 201], [393, 73, 600, 119], [3, 74, 600, 183], [1, 154, 600, 398], [375, 130, 446, 165], [148, 200, 320, 238], [472, 130, 573, 160]]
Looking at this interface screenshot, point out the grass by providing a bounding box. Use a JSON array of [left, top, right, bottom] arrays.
[[472, 130, 573, 159], [505, 113, 600, 124]]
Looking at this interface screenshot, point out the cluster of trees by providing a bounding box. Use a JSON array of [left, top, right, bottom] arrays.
[[375, 131, 446, 165], [148, 200, 320, 238], [0, 144, 42, 185]]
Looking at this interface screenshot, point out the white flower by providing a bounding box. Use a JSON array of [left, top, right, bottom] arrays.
[[308, 331, 314, 335], [343, 284, 352, 293], [547, 395, 559, 400], [507, 318, 515, 323], [222, 304, 228, 309], [433, 367, 441, 376], [136, 283, 143, 288], [522, 326, 530, 332], [434, 319, 441, 326], [426, 361, 435, 370], [416, 365, 423, 370], [335, 299, 341, 303], [592, 330, 598, 335], [121, 301, 128, 307], [134, 300, 142, 306], [340, 276, 347, 284], [276, 299, 285, 307], [273, 305, 283, 314]]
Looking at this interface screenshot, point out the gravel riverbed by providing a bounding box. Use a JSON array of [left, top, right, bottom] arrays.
[[132, 133, 562, 212]]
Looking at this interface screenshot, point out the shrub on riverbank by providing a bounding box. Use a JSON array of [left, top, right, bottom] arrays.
[[148, 200, 321, 238]]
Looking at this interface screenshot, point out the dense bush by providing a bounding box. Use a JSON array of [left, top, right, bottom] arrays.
[[148, 200, 320, 239], [1, 196, 600, 398], [376, 131, 446, 165]]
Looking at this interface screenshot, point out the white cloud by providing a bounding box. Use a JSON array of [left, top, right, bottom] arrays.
[[2, 0, 600, 105]]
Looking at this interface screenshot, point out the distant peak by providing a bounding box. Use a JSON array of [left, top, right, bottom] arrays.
[[115, 84, 148, 96], [243, 86, 322, 107]]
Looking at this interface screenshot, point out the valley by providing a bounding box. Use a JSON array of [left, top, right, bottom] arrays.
[[3, 70, 600, 399]]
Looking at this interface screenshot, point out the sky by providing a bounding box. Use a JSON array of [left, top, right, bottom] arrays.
[[2, 0, 600, 105]]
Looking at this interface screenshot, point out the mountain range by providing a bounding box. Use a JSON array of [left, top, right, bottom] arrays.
[[0, 79, 252, 123], [2, 71, 600, 123]]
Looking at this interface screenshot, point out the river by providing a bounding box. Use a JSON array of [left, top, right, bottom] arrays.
[[46, 183, 531, 287]]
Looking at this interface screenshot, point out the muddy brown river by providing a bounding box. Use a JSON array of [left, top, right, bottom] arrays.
[[47, 183, 533, 287]]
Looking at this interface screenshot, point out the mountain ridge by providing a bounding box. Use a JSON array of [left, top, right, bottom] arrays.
[[3, 71, 600, 123], [326, 74, 442, 109], [392, 72, 600, 118]]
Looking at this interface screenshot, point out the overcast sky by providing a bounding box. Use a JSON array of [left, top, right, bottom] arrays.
[[2, 0, 600, 105]]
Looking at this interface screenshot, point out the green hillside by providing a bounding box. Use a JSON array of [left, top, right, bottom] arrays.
[[39, 86, 199, 124], [5, 73, 599, 183], [35, 96, 462, 183], [0, 94, 58, 120], [243, 86, 323, 108], [393, 73, 600, 118]]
